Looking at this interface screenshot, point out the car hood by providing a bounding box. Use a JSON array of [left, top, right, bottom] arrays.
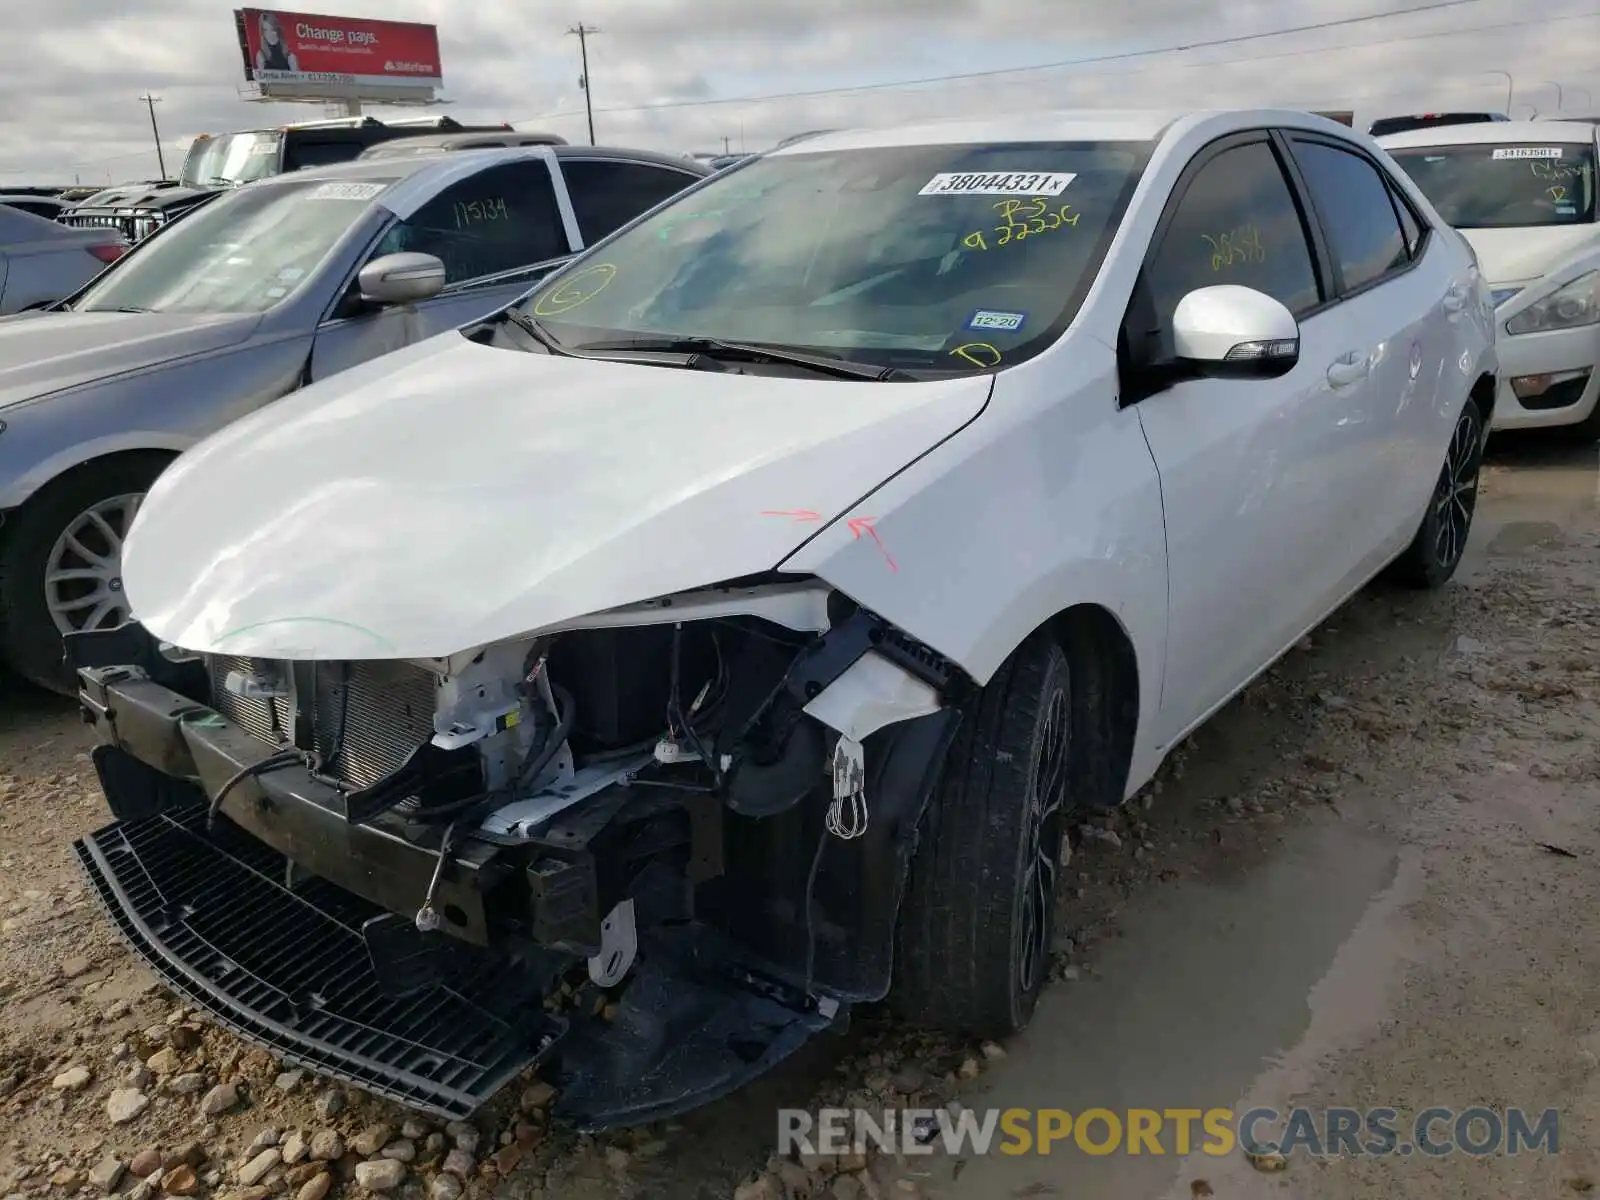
[[125, 333, 994, 660], [1460, 225, 1600, 287], [71, 182, 210, 210], [0, 311, 260, 412]]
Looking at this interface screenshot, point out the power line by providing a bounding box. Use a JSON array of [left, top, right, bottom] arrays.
[[9, 4, 1592, 176], [567, 23, 600, 145], [517, 0, 1511, 120]]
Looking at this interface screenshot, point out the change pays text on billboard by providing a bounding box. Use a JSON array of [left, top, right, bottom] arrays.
[[234, 8, 442, 90]]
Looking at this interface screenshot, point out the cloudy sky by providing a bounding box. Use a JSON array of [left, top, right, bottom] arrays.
[[0, 0, 1593, 183]]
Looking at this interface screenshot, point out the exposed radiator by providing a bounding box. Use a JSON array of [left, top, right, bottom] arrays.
[[206, 656, 439, 790]]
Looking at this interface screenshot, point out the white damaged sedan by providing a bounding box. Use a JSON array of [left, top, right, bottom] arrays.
[[68, 109, 1496, 1128]]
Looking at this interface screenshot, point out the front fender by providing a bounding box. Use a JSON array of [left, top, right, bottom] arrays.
[[781, 342, 1170, 789], [0, 335, 310, 510]]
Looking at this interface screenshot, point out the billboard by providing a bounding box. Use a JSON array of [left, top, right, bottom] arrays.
[[234, 8, 443, 97]]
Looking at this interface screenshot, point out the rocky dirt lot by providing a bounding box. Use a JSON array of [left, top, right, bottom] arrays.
[[0, 440, 1596, 1200]]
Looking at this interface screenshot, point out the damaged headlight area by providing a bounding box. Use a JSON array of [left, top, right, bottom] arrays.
[[66, 578, 969, 1129]]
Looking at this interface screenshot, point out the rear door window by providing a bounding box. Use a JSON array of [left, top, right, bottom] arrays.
[[1289, 139, 1409, 292], [560, 159, 704, 243]]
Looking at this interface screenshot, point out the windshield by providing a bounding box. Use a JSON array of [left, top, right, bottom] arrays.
[[1388, 142, 1596, 228], [178, 132, 285, 188], [514, 140, 1151, 373], [74, 176, 390, 315]]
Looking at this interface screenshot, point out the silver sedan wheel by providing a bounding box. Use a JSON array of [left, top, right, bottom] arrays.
[[44, 492, 143, 637]]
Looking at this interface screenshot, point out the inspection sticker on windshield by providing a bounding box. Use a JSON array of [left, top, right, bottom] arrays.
[[1491, 147, 1564, 160], [967, 309, 1027, 332], [919, 171, 1075, 197], [306, 181, 388, 201]]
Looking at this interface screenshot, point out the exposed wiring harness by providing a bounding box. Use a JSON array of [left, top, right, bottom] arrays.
[[666, 623, 725, 787], [410, 680, 576, 932], [205, 747, 309, 833]]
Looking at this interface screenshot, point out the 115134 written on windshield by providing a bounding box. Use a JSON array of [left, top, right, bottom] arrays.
[[962, 197, 1081, 251], [920, 171, 1076, 197]]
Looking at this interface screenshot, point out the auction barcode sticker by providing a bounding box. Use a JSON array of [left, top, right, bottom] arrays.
[[1491, 147, 1564, 160], [919, 171, 1076, 196], [306, 181, 390, 201]]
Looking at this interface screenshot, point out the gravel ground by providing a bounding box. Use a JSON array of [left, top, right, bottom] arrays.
[[0, 441, 1595, 1200]]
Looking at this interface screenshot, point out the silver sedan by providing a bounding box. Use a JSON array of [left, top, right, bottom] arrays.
[[0, 145, 710, 691]]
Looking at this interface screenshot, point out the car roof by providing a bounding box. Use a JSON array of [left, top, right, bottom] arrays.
[[1377, 120, 1598, 148], [254, 144, 714, 219], [258, 154, 457, 187], [362, 131, 568, 154], [772, 110, 1188, 154], [549, 145, 714, 174], [764, 108, 1370, 155]]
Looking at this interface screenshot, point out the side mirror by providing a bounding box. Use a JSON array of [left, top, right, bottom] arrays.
[[357, 252, 447, 306], [1171, 284, 1300, 377]]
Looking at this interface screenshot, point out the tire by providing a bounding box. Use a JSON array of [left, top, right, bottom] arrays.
[[0, 454, 170, 694], [1386, 398, 1484, 590], [892, 630, 1077, 1036]]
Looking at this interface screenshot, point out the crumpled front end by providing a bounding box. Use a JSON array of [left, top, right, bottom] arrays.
[[69, 578, 967, 1128]]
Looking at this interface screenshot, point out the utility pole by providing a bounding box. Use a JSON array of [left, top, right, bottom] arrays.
[[139, 94, 167, 178], [567, 23, 599, 145], [722, 135, 731, 154]]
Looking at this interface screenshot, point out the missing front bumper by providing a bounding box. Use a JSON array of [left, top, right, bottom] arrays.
[[73, 663, 844, 1126]]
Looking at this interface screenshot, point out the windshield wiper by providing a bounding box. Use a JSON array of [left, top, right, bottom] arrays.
[[569, 335, 910, 381], [502, 309, 576, 356]]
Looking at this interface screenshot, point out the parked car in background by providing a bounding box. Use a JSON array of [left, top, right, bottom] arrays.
[[0, 145, 710, 692], [66, 108, 1494, 1128], [58, 116, 521, 246], [1380, 120, 1600, 437], [358, 131, 568, 160], [0, 195, 70, 220], [1536, 113, 1600, 124], [0, 204, 125, 313], [1369, 112, 1509, 137]]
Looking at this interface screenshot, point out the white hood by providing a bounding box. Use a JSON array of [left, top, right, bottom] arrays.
[[1460, 225, 1600, 286], [124, 332, 992, 660]]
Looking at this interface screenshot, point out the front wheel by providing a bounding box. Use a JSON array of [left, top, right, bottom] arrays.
[[0, 455, 168, 694], [1386, 398, 1483, 590], [892, 631, 1077, 1036]]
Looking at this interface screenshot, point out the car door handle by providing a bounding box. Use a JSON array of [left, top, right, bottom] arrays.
[[1442, 286, 1466, 313], [1326, 352, 1370, 388]]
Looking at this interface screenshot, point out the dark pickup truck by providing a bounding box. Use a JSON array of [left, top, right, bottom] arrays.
[[59, 115, 520, 244]]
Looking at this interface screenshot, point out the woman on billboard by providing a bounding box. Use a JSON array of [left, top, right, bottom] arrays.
[[254, 11, 299, 73]]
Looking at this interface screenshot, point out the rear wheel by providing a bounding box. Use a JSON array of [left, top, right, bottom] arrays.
[[0, 454, 169, 694], [1387, 398, 1483, 590], [892, 631, 1077, 1035]]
